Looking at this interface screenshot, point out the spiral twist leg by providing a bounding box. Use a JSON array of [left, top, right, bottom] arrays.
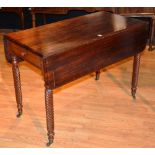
[[131, 53, 141, 99], [148, 18, 155, 51], [12, 56, 23, 117], [45, 87, 55, 146]]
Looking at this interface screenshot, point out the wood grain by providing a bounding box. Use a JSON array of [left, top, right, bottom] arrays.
[[0, 29, 155, 147], [4, 12, 148, 58]]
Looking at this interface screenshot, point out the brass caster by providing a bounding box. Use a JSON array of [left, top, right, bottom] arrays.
[[16, 112, 22, 118], [132, 94, 136, 99], [131, 92, 136, 99], [46, 140, 53, 147]]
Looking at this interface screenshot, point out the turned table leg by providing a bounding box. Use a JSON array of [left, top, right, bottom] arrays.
[[45, 86, 55, 146], [131, 53, 141, 99], [12, 56, 23, 117], [95, 70, 100, 80], [148, 17, 155, 51]]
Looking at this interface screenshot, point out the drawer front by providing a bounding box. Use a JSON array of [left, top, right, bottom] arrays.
[[7, 41, 42, 69]]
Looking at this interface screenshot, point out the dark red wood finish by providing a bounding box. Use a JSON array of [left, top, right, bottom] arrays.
[[4, 12, 149, 146]]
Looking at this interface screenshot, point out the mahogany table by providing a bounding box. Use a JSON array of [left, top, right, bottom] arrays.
[[3, 11, 149, 146]]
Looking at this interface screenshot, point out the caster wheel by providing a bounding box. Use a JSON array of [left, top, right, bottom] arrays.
[[16, 112, 22, 118], [132, 93, 136, 99], [46, 140, 53, 147]]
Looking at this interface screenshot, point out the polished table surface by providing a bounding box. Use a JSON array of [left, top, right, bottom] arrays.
[[5, 11, 147, 58], [4, 11, 149, 146]]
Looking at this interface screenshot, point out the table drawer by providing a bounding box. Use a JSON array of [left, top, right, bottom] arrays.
[[7, 41, 42, 69]]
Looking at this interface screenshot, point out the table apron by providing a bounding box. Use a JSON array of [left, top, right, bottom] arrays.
[[7, 41, 43, 69]]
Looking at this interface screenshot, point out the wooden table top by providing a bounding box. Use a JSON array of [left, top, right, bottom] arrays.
[[4, 10, 149, 147], [5, 11, 147, 58]]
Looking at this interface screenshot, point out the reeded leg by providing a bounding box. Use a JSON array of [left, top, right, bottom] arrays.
[[12, 56, 23, 117], [148, 18, 155, 51], [95, 70, 100, 80], [45, 86, 54, 146], [131, 53, 141, 99]]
